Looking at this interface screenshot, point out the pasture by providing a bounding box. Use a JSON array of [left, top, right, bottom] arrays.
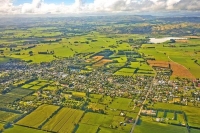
[[134, 117, 187, 133], [134, 116, 188, 133], [76, 124, 99, 133], [17, 104, 59, 128], [80, 112, 132, 132], [109, 97, 133, 111]]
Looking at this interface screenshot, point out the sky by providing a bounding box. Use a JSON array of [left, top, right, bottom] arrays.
[[0, 0, 200, 15], [13, 0, 94, 5]]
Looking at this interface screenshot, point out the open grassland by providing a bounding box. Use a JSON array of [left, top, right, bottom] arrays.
[[76, 124, 99, 133], [190, 128, 200, 133], [109, 97, 132, 111], [80, 112, 113, 127], [17, 104, 59, 128], [80, 112, 132, 132], [0, 111, 20, 122], [134, 116, 188, 133], [42, 108, 84, 133], [4, 125, 47, 133], [98, 127, 129, 133]]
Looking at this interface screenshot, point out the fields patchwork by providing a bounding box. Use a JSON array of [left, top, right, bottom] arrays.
[[42, 108, 84, 133], [17, 104, 59, 128]]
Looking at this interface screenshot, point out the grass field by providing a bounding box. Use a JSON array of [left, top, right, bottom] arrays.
[[114, 68, 135, 76], [80, 112, 132, 132], [134, 116, 188, 133], [4, 125, 47, 133], [17, 104, 59, 128], [190, 128, 200, 133], [100, 96, 113, 105], [76, 124, 99, 133], [98, 127, 129, 133], [109, 97, 132, 111], [42, 107, 84, 133]]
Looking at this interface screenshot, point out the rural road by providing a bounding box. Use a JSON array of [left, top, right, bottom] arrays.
[[130, 73, 156, 133]]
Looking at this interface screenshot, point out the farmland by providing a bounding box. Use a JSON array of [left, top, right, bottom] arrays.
[[0, 88, 33, 110], [148, 102, 200, 128], [0, 111, 20, 122], [140, 39, 200, 78], [109, 97, 133, 111], [4, 125, 47, 133], [76, 124, 99, 133], [17, 104, 59, 128], [80, 112, 133, 133], [21, 80, 51, 90], [0, 15, 200, 133], [42, 108, 84, 133], [134, 116, 188, 133]]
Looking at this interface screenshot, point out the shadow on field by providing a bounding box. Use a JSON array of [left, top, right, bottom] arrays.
[[72, 124, 79, 133], [137, 118, 142, 125]]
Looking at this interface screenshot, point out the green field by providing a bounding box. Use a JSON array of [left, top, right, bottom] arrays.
[[109, 97, 132, 111], [4, 125, 47, 133], [80, 112, 132, 132], [76, 124, 99, 133], [190, 128, 200, 133], [140, 39, 200, 78], [149, 102, 200, 128], [17, 104, 59, 128], [42, 107, 84, 133], [134, 116, 188, 133]]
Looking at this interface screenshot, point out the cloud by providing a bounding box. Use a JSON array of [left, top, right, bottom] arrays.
[[0, 0, 200, 14]]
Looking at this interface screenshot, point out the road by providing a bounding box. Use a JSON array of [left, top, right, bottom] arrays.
[[130, 74, 156, 133]]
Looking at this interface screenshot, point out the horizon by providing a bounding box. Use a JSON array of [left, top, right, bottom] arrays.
[[0, 0, 200, 15]]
